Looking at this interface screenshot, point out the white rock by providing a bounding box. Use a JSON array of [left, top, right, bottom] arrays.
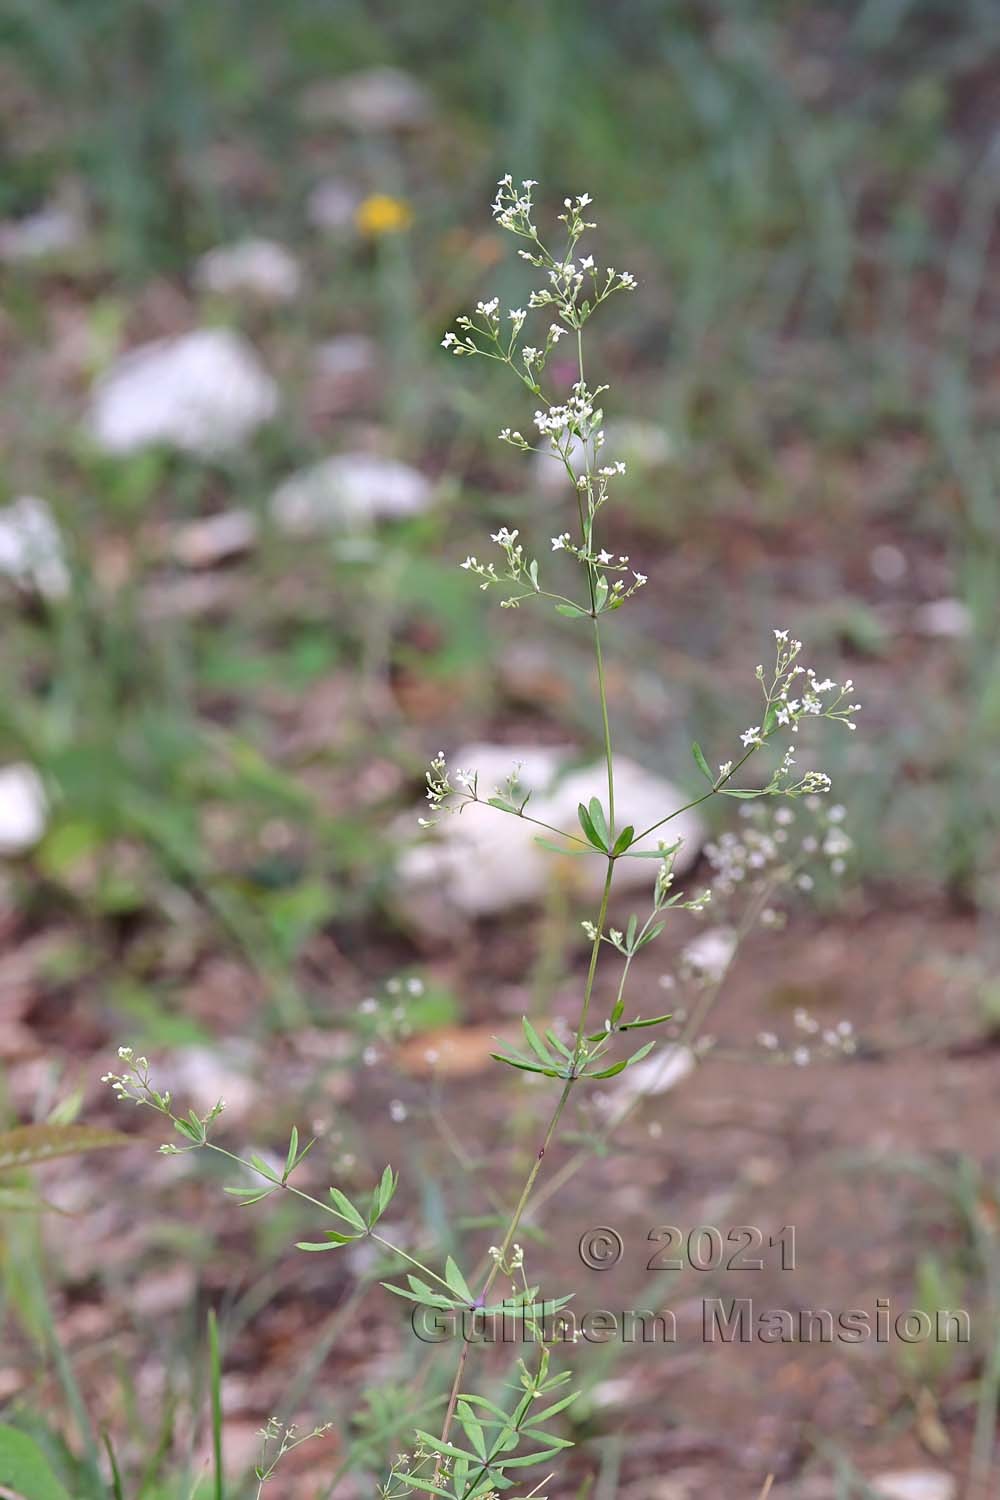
[[682, 926, 737, 981], [171, 509, 258, 568], [396, 744, 703, 931], [0, 765, 48, 856], [912, 598, 972, 639], [0, 205, 81, 262], [164, 1046, 257, 1123], [302, 67, 432, 131], [271, 454, 432, 533], [194, 239, 301, 302], [532, 418, 674, 494], [89, 330, 278, 457], [869, 1472, 956, 1500], [306, 178, 363, 232], [599, 1046, 695, 1107], [0, 496, 70, 599]]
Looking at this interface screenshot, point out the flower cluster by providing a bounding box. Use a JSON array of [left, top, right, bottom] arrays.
[[459, 526, 545, 607], [441, 178, 641, 615], [102, 1046, 225, 1155]]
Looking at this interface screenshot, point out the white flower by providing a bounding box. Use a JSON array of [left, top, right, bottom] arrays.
[[551, 532, 571, 551], [740, 726, 763, 748]]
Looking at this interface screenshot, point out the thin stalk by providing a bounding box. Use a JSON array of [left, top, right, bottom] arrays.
[[433, 1078, 575, 1481]]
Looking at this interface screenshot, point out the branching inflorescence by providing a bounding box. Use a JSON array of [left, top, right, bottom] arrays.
[[104, 177, 861, 1498]]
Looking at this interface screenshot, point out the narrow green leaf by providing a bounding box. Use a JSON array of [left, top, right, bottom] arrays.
[[576, 802, 606, 851], [626, 1040, 656, 1065], [329, 1187, 367, 1231], [587, 796, 609, 847], [490, 1052, 560, 1077], [528, 1390, 581, 1423], [555, 602, 587, 618], [296, 1230, 358, 1250], [691, 741, 713, 782], [521, 1018, 553, 1065], [103, 1433, 125, 1500], [589, 1059, 627, 1079], [381, 1281, 455, 1309], [373, 1164, 397, 1220], [444, 1256, 474, 1304], [720, 787, 765, 799], [457, 1401, 487, 1460], [545, 1029, 573, 1060], [620, 1012, 673, 1031], [533, 836, 588, 856], [249, 1153, 279, 1182], [611, 824, 635, 856], [594, 574, 609, 612], [413, 1430, 476, 1462], [283, 1125, 299, 1181]]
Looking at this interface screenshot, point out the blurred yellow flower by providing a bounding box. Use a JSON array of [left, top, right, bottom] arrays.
[[355, 194, 413, 236]]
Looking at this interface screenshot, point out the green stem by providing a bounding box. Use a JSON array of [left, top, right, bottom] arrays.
[[593, 617, 615, 835]]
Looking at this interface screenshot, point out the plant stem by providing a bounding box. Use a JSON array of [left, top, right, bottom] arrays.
[[433, 1078, 575, 1480], [593, 618, 615, 835]]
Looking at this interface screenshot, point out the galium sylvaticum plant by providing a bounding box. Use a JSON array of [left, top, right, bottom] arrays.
[[103, 176, 861, 1497]]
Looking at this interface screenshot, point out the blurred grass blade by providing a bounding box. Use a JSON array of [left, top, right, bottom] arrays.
[[208, 1309, 224, 1500], [0, 1124, 130, 1173]]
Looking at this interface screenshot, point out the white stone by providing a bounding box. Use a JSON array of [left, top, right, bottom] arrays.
[[912, 598, 972, 639], [271, 454, 432, 533], [302, 67, 432, 131], [0, 765, 48, 856], [89, 330, 278, 457], [601, 1045, 695, 1107], [194, 239, 301, 302], [0, 496, 69, 599], [171, 509, 258, 568], [869, 1472, 956, 1500], [0, 205, 81, 262], [396, 744, 703, 931], [682, 926, 737, 981]]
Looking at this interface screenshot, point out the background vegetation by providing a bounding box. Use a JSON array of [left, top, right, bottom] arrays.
[[1, 2, 999, 1496]]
